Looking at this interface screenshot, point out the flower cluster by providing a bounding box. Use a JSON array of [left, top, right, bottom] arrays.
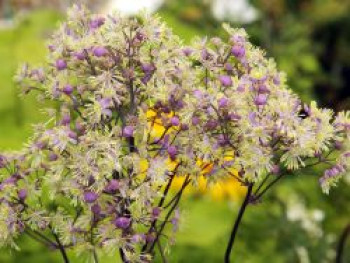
[[1, 4, 349, 263]]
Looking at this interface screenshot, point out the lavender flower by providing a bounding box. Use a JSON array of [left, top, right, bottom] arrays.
[[123, 126, 134, 138], [219, 75, 233, 87], [55, 59, 67, 70], [93, 47, 108, 57], [84, 191, 98, 203], [114, 217, 131, 229]]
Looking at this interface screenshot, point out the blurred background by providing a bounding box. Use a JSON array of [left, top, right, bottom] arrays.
[[0, 0, 349, 262]]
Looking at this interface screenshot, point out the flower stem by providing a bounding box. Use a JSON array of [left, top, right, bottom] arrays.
[[336, 223, 350, 263], [224, 183, 253, 263], [52, 232, 70, 263]]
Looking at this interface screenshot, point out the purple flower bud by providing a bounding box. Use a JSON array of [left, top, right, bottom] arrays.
[[141, 63, 155, 73], [225, 63, 233, 72], [91, 204, 101, 215], [258, 84, 270, 94], [123, 126, 134, 138], [218, 97, 229, 108], [84, 191, 98, 203], [181, 124, 189, 131], [114, 217, 131, 229], [74, 51, 86, 60], [182, 47, 193, 56], [75, 122, 85, 134], [237, 85, 245, 92], [219, 75, 233, 87], [229, 113, 241, 121], [193, 90, 203, 99], [89, 17, 105, 30], [61, 114, 71, 126], [192, 116, 200, 126], [254, 94, 268, 106], [18, 189, 27, 201], [217, 134, 229, 146], [63, 84, 74, 95], [99, 98, 111, 109], [93, 47, 108, 57], [273, 75, 281, 85], [35, 141, 46, 150], [334, 141, 342, 150], [4, 176, 17, 185], [231, 45, 245, 58], [48, 45, 56, 52], [135, 32, 146, 42], [55, 59, 67, 71], [49, 152, 58, 162], [152, 207, 161, 218], [167, 146, 177, 159], [105, 179, 120, 194], [141, 74, 152, 84], [205, 119, 218, 129], [170, 116, 180, 126], [68, 130, 78, 140], [201, 49, 210, 60]]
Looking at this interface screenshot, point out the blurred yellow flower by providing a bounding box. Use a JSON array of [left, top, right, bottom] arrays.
[[145, 110, 246, 201]]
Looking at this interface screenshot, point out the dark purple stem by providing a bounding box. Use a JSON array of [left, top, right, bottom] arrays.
[[224, 183, 253, 263], [336, 223, 350, 263]]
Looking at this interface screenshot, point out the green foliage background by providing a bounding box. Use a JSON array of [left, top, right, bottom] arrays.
[[0, 1, 350, 262]]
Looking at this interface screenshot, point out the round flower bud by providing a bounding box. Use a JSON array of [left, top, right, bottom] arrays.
[[181, 123, 189, 131], [219, 75, 233, 87], [61, 114, 71, 126], [68, 130, 78, 140], [258, 84, 270, 94], [105, 179, 120, 194], [123, 126, 134, 138], [84, 191, 98, 203], [231, 45, 245, 58], [205, 119, 218, 129], [141, 63, 154, 73], [74, 51, 86, 60], [49, 152, 58, 162], [254, 94, 267, 106], [218, 97, 229, 108], [89, 17, 105, 30], [63, 84, 74, 95], [114, 217, 131, 229], [152, 207, 161, 218], [192, 116, 200, 126], [18, 189, 27, 201], [93, 47, 108, 57], [182, 47, 193, 56], [167, 146, 178, 159], [55, 59, 67, 71], [170, 116, 180, 126]]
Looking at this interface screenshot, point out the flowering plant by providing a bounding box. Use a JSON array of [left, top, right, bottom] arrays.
[[1, 4, 350, 263]]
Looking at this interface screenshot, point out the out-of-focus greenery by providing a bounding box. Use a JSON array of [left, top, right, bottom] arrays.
[[0, 10, 62, 150], [0, 2, 350, 262]]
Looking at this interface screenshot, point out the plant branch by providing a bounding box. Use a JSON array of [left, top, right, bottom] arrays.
[[336, 223, 350, 263], [224, 183, 253, 263], [51, 231, 70, 263]]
